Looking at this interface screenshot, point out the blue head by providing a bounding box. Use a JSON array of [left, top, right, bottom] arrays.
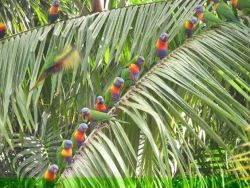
[[196, 5, 203, 14], [52, 0, 59, 7], [78, 123, 88, 132], [213, 0, 219, 3], [114, 77, 124, 88], [135, 56, 145, 67], [190, 17, 198, 24], [81, 107, 89, 116], [48, 164, 59, 174], [159, 33, 169, 42], [64, 140, 72, 150], [97, 96, 104, 104]]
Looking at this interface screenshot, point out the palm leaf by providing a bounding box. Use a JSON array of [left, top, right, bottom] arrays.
[[57, 24, 250, 187]]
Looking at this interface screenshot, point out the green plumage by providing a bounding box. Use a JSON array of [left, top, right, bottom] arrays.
[[89, 109, 112, 121], [121, 68, 133, 94], [121, 68, 130, 81], [56, 144, 65, 174], [104, 90, 114, 109], [71, 130, 78, 153], [236, 0, 250, 15], [237, 0, 250, 10], [215, 1, 238, 22], [41, 178, 57, 188], [203, 11, 223, 27], [56, 142, 72, 174]]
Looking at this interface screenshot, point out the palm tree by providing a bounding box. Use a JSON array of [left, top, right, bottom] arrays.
[[0, 0, 249, 187]]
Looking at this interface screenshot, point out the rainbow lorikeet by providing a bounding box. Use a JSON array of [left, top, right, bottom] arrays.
[[195, 5, 223, 28], [42, 164, 58, 188], [185, 17, 198, 38], [81, 107, 112, 123], [121, 56, 145, 84], [104, 77, 124, 109], [156, 33, 169, 60], [95, 96, 107, 112], [213, 0, 238, 22], [121, 56, 145, 94], [0, 22, 6, 39], [30, 45, 80, 90], [57, 140, 73, 173], [232, 0, 250, 12], [48, 0, 59, 23], [72, 123, 88, 150]]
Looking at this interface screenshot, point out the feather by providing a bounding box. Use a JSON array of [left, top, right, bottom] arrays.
[[30, 45, 80, 91]]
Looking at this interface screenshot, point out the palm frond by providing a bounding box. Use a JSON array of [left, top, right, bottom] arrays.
[[58, 24, 250, 187]]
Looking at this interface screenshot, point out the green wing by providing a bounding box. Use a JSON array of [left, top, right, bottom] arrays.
[[238, 0, 250, 10], [121, 68, 132, 95], [56, 144, 65, 174], [121, 68, 130, 82], [104, 90, 114, 108], [90, 110, 112, 121], [217, 2, 237, 22], [204, 11, 223, 27], [71, 130, 78, 152]]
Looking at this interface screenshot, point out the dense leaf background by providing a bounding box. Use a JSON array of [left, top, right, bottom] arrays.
[[0, 0, 249, 187]]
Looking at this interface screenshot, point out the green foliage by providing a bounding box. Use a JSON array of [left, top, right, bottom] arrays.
[[0, 0, 249, 188]]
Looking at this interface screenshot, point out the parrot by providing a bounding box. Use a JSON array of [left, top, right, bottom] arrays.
[[120, 56, 145, 94], [121, 56, 145, 84], [232, 0, 250, 12], [81, 107, 113, 123], [30, 45, 80, 90], [42, 164, 58, 188], [212, 0, 238, 22], [57, 140, 73, 173], [72, 123, 88, 150], [195, 5, 223, 28], [0, 22, 6, 39], [95, 96, 107, 112], [156, 32, 169, 60], [104, 77, 124, 109], [185, 17, 198, 38], [48, 0, 59, 23]]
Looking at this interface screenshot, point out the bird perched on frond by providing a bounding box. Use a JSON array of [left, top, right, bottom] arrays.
[[212, 0, 239, 22], [30, 45, 80, 90], [185, 17, 198, 38], [232, 0, 250, 14], [57, 140, 73, 173], [121, 56, 145, 93], [48, 0, 59, 23], [156, 33, 169, 60], [81, 107, 112, 123], [104, 77, 124, 109], [0, 22, 6, 39], [72, 123, 88, 150], [195, 5, 223, 28], [95, 96, 107, 112], [42, 164, 58, 188]]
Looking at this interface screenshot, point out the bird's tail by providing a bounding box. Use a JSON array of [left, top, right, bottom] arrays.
[[29, 72, 47, 91]]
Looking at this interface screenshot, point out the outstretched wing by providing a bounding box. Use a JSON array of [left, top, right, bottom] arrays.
[[30, 45, 80, 91]]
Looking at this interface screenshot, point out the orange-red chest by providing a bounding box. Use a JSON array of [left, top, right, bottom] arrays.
[[74, 131, 85, 141], [49, 6, 59, 14], [96, 103, 107, 112], [156, 39, 168, 50], [61, 149, 72, 157], [110, 85, 121, 95], [44, 170, 56, 181]]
